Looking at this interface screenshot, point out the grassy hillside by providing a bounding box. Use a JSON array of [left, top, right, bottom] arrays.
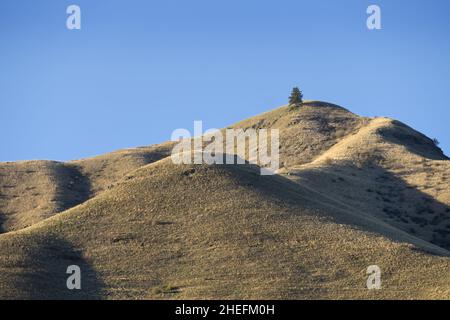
[[0, 143, 173, 232], [1, 101, 449, 299], [0, 159, 449, 299]]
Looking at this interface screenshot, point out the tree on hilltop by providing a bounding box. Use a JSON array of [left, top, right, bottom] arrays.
[[289, 87, 303, 107]]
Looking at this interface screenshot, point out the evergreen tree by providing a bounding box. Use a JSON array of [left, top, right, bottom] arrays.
[[433, 138, 440, 146], [289, 87, 303, 107]]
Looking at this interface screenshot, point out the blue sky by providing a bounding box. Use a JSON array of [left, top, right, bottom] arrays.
[[1, 0, 449, 161]]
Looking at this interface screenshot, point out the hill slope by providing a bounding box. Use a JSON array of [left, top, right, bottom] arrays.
[[0, 159, 449, 299], [0, 143, 173, 232], [0, 101, 449, 299]]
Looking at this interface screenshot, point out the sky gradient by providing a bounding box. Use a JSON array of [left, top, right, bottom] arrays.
[[1, 0, 449, 161]]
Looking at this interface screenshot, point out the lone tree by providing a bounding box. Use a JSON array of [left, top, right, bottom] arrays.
[[289, 87, 303, 107], [433, 138, 440, 146]]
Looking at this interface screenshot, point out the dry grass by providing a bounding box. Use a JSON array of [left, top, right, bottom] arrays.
[[0, 143, 174, 232], [1, 101, 450, 299]]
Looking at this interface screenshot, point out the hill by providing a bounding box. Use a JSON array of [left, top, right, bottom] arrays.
[[0, 101, 449, 299]]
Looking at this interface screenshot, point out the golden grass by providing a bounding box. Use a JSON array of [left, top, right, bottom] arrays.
[[0, 101, 449, 299]]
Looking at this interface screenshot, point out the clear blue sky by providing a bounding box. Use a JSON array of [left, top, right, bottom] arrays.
[[1, 0, 449, 161]]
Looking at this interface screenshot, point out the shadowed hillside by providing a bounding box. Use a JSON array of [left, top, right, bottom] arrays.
[[0, 143, 173, 233], [0, 234, 104, 299], [1, 101, 449, 299], [0, 159, 449, 299]]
